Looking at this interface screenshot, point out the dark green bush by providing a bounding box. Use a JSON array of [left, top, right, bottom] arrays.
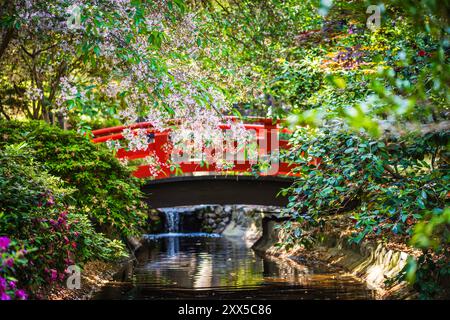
[[0, 120, 147, 238], [283, 127, 449, 241], [0, 143, 128, 298]]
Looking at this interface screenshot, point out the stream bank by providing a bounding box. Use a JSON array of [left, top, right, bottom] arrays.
[[252, 214, 418, 299], [44, 260, 125, 300]]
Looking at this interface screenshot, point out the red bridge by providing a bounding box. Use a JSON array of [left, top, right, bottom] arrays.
[[91, 117, 315, 208], [91, 117, 305, 178]]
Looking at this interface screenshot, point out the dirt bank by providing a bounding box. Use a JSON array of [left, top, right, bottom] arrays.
[[41, 260, 123, 300]]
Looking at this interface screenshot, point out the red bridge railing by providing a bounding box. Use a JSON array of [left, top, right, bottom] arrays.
[[91, 117, 316, 179]]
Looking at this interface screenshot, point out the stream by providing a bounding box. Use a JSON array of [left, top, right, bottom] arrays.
[[94, 209, 376, 300]]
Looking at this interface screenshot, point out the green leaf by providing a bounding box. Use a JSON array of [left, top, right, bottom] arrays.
[[417, 198, 426, 209], [344, 148, 354, 154]]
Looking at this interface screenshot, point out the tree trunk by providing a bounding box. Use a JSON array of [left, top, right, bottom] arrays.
[[57, 111, 65, 129], [0, 28, 14, 61]]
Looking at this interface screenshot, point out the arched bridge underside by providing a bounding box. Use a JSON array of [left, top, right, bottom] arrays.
[[142, 175, 293, 208]]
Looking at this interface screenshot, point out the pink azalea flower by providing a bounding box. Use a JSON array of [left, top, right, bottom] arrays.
[[50, 269, 58, 282], [0, 277, 6, 291], [3, 258, 14, 268], [0, 292, 11, 300], [15, 290, 27, 300], [0, 236, 10, 251]]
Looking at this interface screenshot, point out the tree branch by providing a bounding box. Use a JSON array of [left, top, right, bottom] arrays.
[[0, 28, 15, 61]]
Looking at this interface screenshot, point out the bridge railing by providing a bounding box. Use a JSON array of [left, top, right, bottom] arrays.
[[91, 117, 317, 179]]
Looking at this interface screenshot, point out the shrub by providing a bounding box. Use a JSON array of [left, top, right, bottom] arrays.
[[0, 120, 147, 238], [283, 127, 449, 242], [403, 208, 450, 299], [0, 237, 28, 300], [0, 143, 128, 298]]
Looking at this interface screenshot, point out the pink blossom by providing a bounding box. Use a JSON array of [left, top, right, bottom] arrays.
[[0, 292, 11, 300], [50, 269, 58, 282], [15, 290, 27, 300], [3, 258, 14, 268], [0, 236, 10, 251]]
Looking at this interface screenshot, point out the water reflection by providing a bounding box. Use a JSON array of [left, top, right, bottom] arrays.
[[144, 233, 221, 257], [94, 235, 376, 300]]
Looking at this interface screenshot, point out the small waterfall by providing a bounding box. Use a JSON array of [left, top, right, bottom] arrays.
[[162, 208, 181, 233], [160, 208, 181, 256], [144, 207, 221, 252]]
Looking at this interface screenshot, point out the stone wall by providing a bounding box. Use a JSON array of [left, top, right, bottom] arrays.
[[198, 205, 232, 233], [199, 205, 281, 238], [221, 206, 279, 245]]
